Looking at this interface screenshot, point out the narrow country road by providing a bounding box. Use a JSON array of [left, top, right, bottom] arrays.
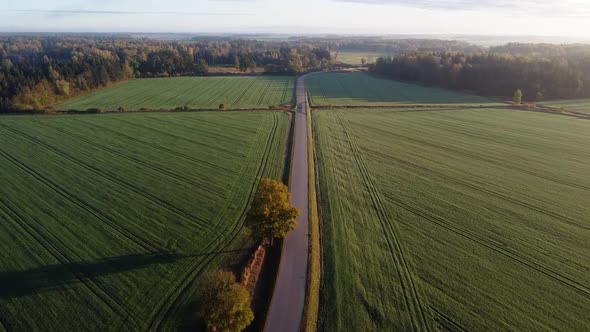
[[264, 76, 310, 332]]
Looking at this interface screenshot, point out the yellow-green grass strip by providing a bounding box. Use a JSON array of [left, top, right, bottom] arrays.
[[303, 101, 321, 332]]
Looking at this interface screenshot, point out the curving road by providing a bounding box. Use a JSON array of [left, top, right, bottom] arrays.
[[264, 76, 309, 332]]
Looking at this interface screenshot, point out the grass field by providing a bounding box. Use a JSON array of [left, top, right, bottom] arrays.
[[314, 108, 590, 331], [307, 72, 495, 106], [335, 51, 391, 65], [0, 111, 289, 331], [54, 76, 295, 110], [541, 98, 590, 114]]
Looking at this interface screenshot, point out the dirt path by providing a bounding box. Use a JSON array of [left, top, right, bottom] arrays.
[[264, 76, 309, 332]]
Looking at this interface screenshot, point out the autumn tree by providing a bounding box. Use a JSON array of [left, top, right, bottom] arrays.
[[202, 271, 254, 332], [287, 48, 304, 74], [246, 178, 299, 244], [513, 89, 523, 105]]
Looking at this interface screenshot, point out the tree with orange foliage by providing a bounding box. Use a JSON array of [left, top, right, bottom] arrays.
[[246, 178, 299, 244]]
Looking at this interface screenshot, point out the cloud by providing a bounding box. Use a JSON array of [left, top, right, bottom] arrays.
[[331, 0, 590, 16], [6, 9, 249, 16], [334, 0, 503, 10]]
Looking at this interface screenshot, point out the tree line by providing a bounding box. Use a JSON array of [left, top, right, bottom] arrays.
[[0, 36, 335, 112], [370, 48, 590, 101]]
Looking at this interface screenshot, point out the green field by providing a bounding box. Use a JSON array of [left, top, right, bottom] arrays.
[[0, 111, 289, 330], [307, 72, 495, 106], [54, 76, 295, 110], [335, 51, 391, 65], [314, 108, 590, 331], [542, 98, 590, 114]]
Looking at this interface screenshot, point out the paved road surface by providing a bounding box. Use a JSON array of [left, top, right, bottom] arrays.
[[264, 76, 309, 332]]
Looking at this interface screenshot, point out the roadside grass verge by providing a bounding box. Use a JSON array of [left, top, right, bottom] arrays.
[[303, 101, 321, 332]]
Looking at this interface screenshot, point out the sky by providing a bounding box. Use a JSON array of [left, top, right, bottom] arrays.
[[1, 0, 590, 37]]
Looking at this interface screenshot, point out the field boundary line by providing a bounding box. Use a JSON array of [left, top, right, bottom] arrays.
[[337, 114, 433, 332]]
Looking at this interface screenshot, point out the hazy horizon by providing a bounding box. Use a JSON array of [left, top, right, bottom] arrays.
[[1, 0, 590, 38]]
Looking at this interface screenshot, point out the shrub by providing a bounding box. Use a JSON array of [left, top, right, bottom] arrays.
[[201, 271, 253, 332]]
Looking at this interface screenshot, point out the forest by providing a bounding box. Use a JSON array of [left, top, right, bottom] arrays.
[[0, 36, 333, 112], [371, 43, 590, 101]]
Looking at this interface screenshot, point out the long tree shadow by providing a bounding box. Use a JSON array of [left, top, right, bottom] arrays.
[[0, 248, 250, 299]]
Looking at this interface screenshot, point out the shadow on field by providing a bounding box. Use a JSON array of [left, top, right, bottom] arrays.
[[0, 253, 179, 299], [0, 249, 249, 299]]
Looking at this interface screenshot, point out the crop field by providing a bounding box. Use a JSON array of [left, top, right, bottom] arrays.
[[307, 72, 495, 106], [0, 111, 289, 331], [54, 76, 295, 110], [541, 98, 590, 114], [314, 108, 590, 331], [335, 51, 391, 65]]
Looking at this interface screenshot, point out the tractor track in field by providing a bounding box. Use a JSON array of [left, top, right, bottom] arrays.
[[74, 118, 240, 176], [145, 113, 280, 331], [257, 80, 272, 105], [428, 306, 467, 332], [353, 121, 590, 193], [147, 115, 260, 136], [0, 148, 165, 255], [380, 191, 590, 300], [0, 194, 134, 322], [234, 78, 258, 106], [364, 146, 590, 232], [113, 117, 246, 159], [0, 123, 211, 229], [37, 122, 226, 198], [138, 114, 259, 147], [337, 113, 432, 332]]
